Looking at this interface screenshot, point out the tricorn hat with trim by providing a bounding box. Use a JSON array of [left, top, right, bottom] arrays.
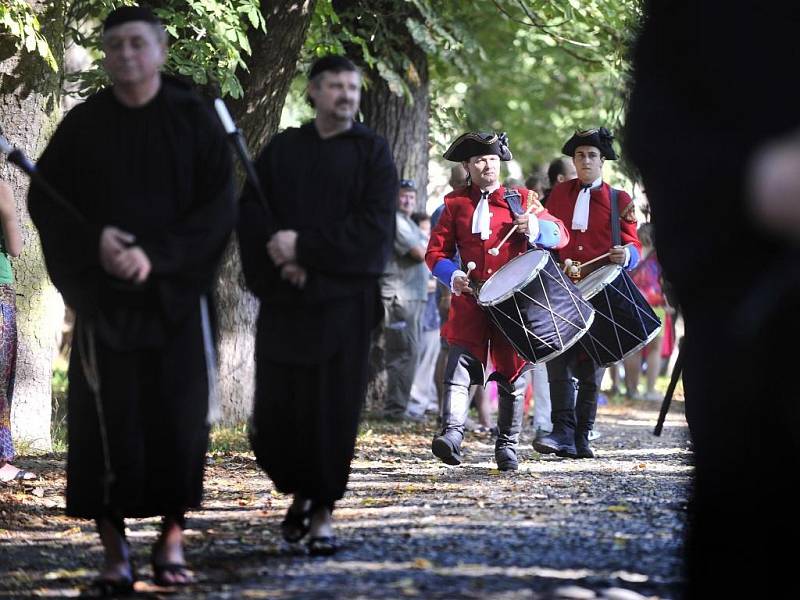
[[443, 131, 513, 162], [561, 128, 618, 160]]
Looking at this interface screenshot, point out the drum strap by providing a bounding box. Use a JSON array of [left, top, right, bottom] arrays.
[[503, 187, 535, 249], [503, 187, 524, 215], [610, 187, 621, 246]]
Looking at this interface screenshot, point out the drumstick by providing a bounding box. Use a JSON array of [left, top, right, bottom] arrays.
[[579, 251, 611, 270], [488, 203, 537, 256], [465, 261, 476, 279]]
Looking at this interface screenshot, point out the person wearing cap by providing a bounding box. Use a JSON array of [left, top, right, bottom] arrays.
[[426, 131, 569, 470], [238, 54, 396, 556], [27, 5, 236, 592], [379, 178, 431, 421], [533, 128, 641, 460]]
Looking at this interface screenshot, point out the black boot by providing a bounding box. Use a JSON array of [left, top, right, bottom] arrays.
[[574, 428, 595, 459], [494, 442, 518, 471], [575, 388, 599, 459], [532, 410, 577, 457], [493, 375, 525, 471], [432, 429, 464, 465]]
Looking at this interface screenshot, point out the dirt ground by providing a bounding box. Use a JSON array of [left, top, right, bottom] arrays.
[[1, 398, 690, 599]]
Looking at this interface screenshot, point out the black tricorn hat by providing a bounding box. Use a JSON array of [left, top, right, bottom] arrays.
[[562, 128, 618, 160], [443, 131, 513, 162], [103, 5, 160, 32]]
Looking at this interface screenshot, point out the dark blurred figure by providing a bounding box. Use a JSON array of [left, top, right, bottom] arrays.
[[625, 3, 800, 597], [524, 173, 545, 200]]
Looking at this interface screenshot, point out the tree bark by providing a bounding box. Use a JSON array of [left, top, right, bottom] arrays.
[[0, 1, 66, 450], [359, 51, 429, 212], [335, 0, 431, 413], [214, 0, 317, 423]]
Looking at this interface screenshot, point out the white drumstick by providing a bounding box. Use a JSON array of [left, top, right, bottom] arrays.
[[488, 204, 536, 256], [563, 258, 573, 274]]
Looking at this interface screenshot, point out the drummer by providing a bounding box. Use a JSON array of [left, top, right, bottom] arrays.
[[426, 131, 568, 470], [534, 128, 642, 459]]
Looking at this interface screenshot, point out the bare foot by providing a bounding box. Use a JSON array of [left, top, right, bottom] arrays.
[[96, 517, 133, 585], [151, 518, 193, 586], [0, 463, 36, 482]]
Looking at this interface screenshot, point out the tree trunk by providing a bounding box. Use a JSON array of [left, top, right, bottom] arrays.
[[0, 1, 66, 450], [336, 1, 431, 413], [214, 0, 317, 423], [359, 52, 429, 211]]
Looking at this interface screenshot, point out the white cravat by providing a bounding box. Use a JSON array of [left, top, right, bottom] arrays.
[[472, 190, 492, 240], [571, 176, 602, 231]]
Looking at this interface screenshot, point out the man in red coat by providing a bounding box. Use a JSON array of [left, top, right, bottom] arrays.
[[426, 132, 569, 470], [534, 128, 642, 459]]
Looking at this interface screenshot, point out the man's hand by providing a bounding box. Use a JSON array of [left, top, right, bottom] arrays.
[[609, 245, 627, 265], [280, 262, 307, 289], [99, 226, 136, 276], [267, 230, 298, 266], [513, 212, 530, 235], [112, 246, 152, 284], [452, 275, 474, 296]]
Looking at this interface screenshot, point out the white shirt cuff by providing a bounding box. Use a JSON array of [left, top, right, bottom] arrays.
[[450, 269, 467, 295]]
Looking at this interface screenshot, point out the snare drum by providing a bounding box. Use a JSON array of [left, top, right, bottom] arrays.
[[477, 250, 595, 364], [577, 264, 662, 366]]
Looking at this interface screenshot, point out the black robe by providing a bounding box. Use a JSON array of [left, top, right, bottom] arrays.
[[625, 3, 800, 597], [28, 77, 235, 518], [238, 121, 396, 506]]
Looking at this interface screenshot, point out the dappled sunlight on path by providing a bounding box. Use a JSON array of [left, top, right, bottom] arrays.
[[1, 399, 689, 599]]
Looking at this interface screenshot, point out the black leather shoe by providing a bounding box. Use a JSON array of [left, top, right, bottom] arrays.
[[431, 431, 463, 465], [494, 445, 518, 471], [533, 432, 577, 458]]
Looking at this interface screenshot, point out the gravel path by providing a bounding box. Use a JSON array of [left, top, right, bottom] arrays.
[[0, 398, 690, 599]]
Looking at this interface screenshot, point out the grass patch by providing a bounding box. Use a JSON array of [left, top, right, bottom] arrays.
[[209, 423, 251, 454], [51, 355, 69, 452]]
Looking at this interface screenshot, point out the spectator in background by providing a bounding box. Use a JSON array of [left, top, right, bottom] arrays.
[[623, 222, 665, 401], [543, 157, 577, 205], [525, 173, 545, 199], [380, 179, 429, 421], [0, 179, 33, 483], [408, 213, 440, 420]]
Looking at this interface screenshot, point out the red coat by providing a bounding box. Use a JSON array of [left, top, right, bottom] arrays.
[[426, 184, 569, 381], [545, 180, 641, 266]]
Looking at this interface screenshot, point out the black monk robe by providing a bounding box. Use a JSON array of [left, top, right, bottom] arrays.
[[238, 121, 396, 506], [28, 77, 235, 518]]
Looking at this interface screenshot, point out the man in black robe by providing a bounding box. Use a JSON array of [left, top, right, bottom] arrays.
[[238, 54, 396, 555], [626, 2, 800, 597], [27, 6, 235, 592]]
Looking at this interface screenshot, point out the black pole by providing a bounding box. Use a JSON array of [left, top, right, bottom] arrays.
[[1, 135, 90, 228], [653, 342, 683, 436], [213, 99, 274, 232]]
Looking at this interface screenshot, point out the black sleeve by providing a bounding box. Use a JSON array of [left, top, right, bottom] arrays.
[[27, 106, 104, 313], [137, 104, 237, 288], [295, 136, 398, 276], [236, 139, 280, 297]]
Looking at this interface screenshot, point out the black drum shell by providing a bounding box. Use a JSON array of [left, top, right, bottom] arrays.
[[480, 251, 595, 364], [578, 266, 662, 366]]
